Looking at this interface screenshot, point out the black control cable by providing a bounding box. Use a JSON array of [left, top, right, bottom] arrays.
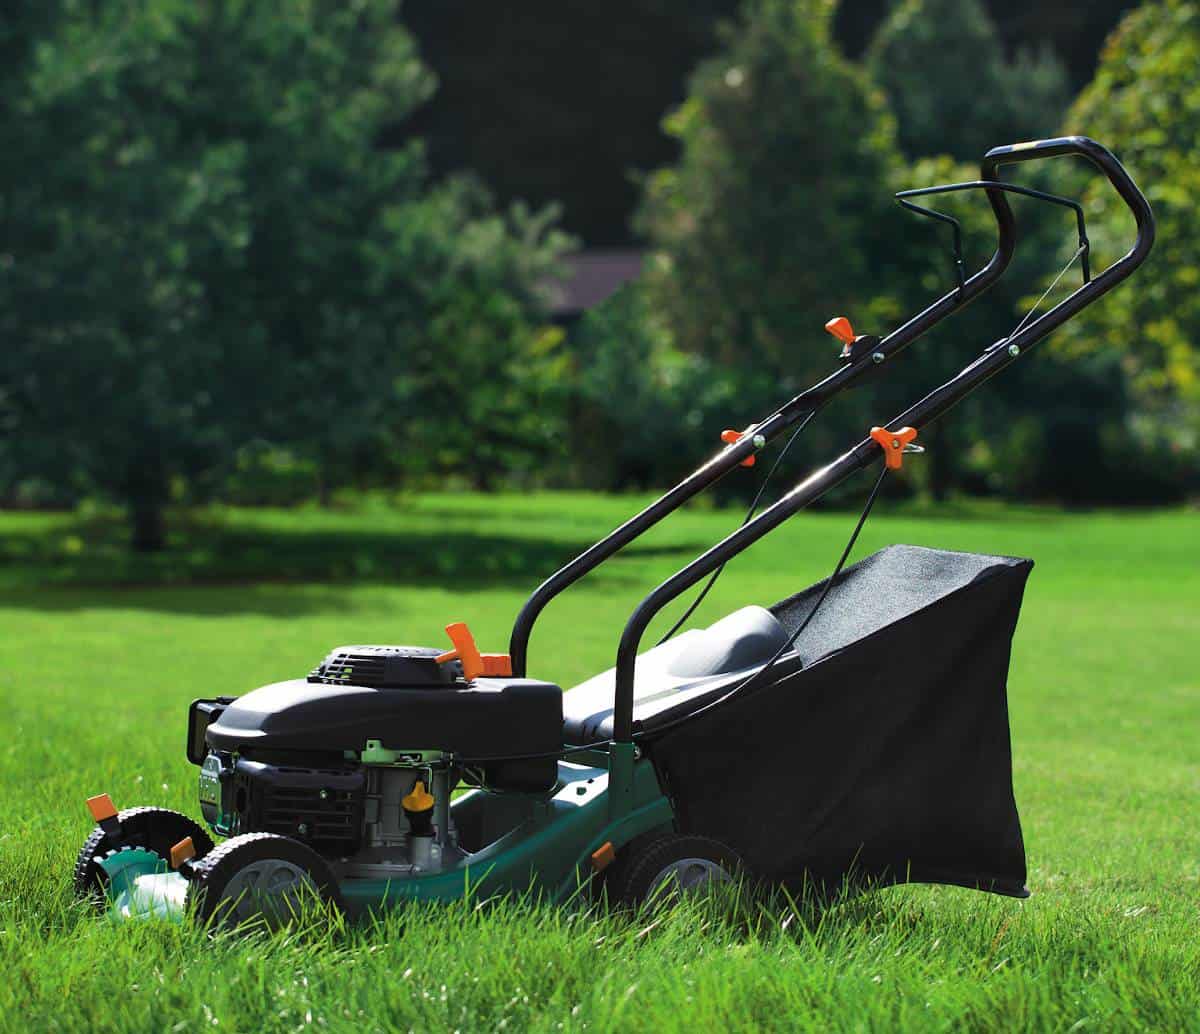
[[655, 408, 819, 646], [631, 461, 889, 741]]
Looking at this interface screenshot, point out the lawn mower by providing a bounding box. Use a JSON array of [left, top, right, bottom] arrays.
[[76, 136, 1154, 926]]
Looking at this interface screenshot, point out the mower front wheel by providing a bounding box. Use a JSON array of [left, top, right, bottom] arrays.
[[74, 806, 215, 906], [185, 832, 343, 929], [605, 833, 744, 910]]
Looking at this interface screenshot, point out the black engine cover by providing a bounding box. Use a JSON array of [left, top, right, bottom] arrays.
[[205, 677, 563, 762]]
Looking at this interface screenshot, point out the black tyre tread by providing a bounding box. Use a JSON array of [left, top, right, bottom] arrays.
[[599, 830, 665, 904], [186, 832, 343, 924], [73, 806, 215, 899], [608, 833, 743, 908]]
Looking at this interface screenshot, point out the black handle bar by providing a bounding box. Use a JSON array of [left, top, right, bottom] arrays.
[[982, 136, 1154, 260], [508, 149, 1018, 675], [607, 136, 1154, 743]]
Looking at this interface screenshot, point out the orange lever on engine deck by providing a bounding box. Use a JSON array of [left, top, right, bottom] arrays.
[[870, 426, 918, 470], [720, 428, 757, 467], [436, 622, 512, 680]]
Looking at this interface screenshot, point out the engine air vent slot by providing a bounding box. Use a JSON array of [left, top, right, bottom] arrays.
[[307, 645, 453, 689]]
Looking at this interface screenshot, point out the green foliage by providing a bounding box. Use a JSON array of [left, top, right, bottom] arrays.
[[637, 0, 910, 386], [1060, 0, 1200, 482], [867, 0, 1070, 162], [607, 0, 1175, 504], [0, 0, 568, 546], [394, 180, 573, 491], [567, 284, 740, 491]]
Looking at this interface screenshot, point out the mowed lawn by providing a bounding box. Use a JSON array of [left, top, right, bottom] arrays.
[[0, 492, 1197, 1032]]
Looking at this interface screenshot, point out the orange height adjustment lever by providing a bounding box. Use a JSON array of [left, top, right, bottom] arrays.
[[436, 622, 513, 680], [870, 426, 918, 470], [824, 316, 856, 345]]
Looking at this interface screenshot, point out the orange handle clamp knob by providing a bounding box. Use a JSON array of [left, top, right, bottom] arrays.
[[436, 622, 512, 681], [870, 426, 918, 470], [720, 427, 758, 467]]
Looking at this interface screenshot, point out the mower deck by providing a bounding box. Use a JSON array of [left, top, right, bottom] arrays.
[[96, 754, 673, 921]]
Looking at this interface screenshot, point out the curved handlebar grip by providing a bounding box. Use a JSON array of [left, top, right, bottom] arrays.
[[981, 136, 1155, 270]]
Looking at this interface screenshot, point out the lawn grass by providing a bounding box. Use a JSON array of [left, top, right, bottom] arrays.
[[1, 491, 1197, 1032]]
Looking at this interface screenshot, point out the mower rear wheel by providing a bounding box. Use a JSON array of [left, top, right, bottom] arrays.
[[605, 833, 744, 910], [185, 832, 342, 929], [74, 806, 214, 905]]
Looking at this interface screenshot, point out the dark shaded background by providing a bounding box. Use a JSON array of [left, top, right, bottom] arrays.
[[403, 0, 1137, 244]]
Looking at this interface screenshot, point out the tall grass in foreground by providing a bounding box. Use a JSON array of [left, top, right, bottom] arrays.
[[3, 871, 1198, 1032], [1, 495, 1197, 1030]]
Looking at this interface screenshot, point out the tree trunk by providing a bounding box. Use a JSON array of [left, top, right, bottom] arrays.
[[130, 498, 166, 552], [125, 451, 169, 552], [471, 465, 495, 493]]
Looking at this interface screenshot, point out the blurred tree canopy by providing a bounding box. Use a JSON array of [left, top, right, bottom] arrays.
[[1059, 0, 1200, 486], [0, 0, 1192, 541], [573, 0, 1192, 504], [866, 0, 1068, 162], [0, 0, 568, 547], [570, 0, 938, 500], [635, 0, 911, 405], [567, 285, 735, 491]]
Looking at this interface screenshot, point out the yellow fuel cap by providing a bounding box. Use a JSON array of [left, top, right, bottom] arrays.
[[402, 780, 434, 813]]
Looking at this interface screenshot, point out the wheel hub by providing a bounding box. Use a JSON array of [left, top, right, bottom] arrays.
[[217, 859, 319, 926], [646, 856, 731, 902]]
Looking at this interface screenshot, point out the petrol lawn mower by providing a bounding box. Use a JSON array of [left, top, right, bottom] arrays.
[[76, 137, 1154, 926]]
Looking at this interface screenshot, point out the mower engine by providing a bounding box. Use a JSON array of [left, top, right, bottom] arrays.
[[187, 643, 564, 880]]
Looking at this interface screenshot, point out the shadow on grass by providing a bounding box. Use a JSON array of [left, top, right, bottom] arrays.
[[0, 510, 709, 615]]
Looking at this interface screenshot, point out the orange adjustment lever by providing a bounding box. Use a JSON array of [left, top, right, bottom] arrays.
[[825, 316, 861, 360], [824, 316, 856, 345], [870, 426, 918, 470], [721, 427, 757, 467], [435, 622, 512, 681]]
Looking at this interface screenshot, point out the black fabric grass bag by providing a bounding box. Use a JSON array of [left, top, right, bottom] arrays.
[[647, 544, 1033, 898]]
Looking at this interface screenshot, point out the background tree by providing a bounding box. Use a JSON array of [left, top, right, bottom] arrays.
[[1056, 0, 1199, 496], [567, 283, 738, 491], [634, 0, 915, 453], [0, 0, 568, 548], [860, 0, 1170, 503], [866, 0, 1069, 162]]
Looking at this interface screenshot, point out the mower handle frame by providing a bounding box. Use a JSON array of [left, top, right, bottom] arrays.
[[508, 156, 1020, 676], [607, 136, 1154, 744]]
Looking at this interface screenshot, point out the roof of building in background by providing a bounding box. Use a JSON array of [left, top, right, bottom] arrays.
[[546, 249, 644, 317]]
